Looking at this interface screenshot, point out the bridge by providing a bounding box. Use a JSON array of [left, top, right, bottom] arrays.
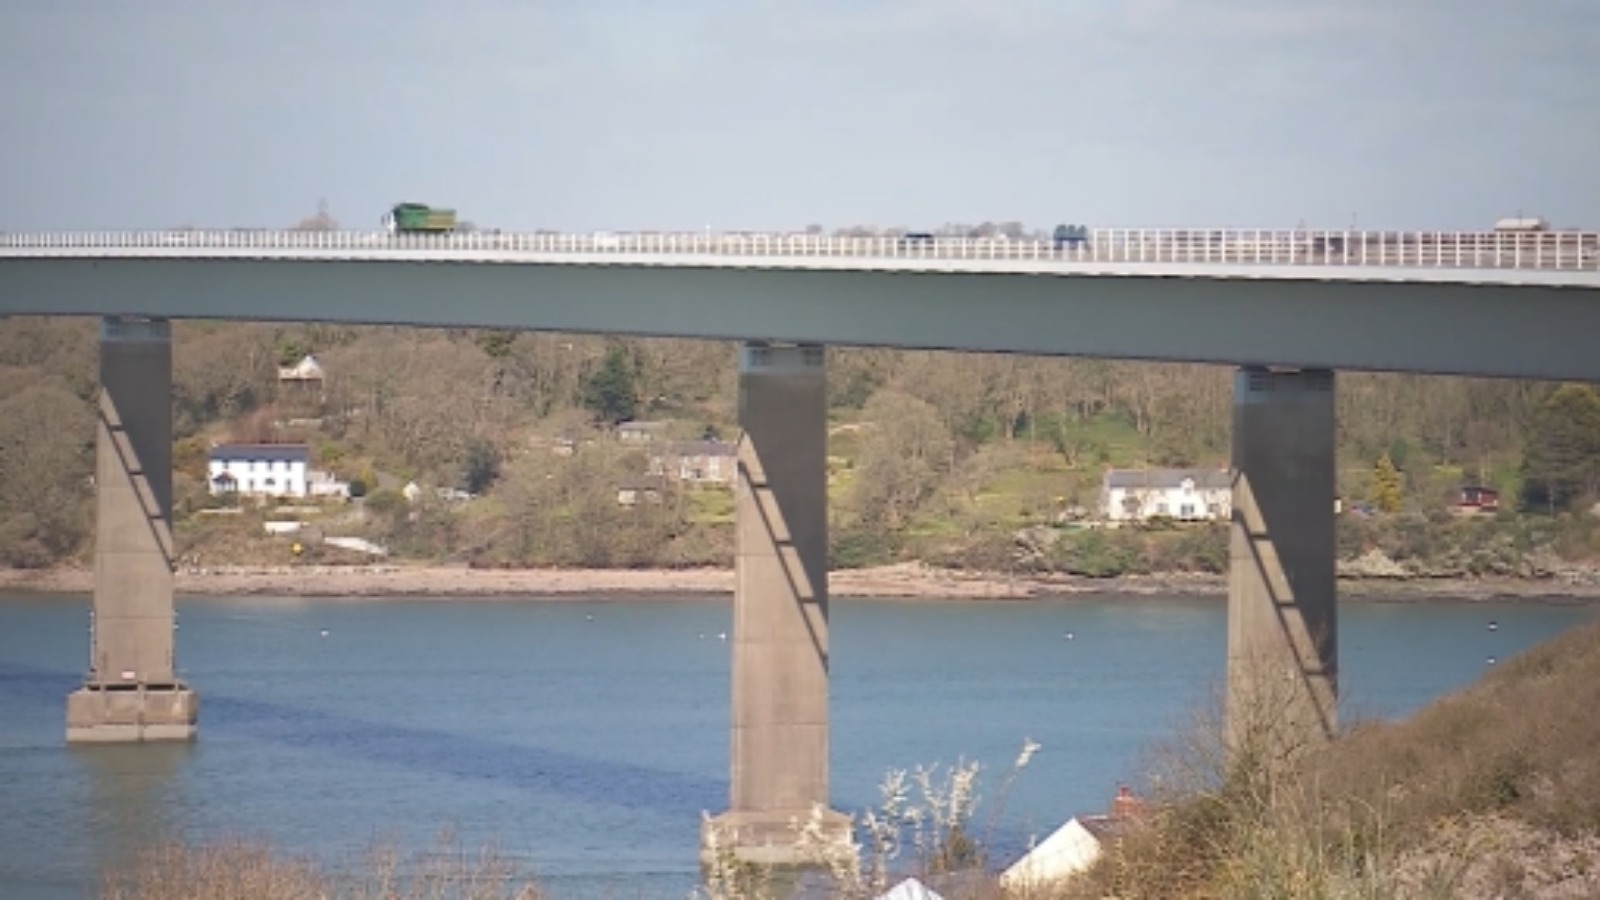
[[3, 225, 1599, 863], [4, 228, 1600, 380]]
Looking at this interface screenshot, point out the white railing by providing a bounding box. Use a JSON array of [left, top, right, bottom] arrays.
[[0, 228, 1596, 271]]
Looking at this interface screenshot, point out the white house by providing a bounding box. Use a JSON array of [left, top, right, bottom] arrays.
[[1001, 815, 1121, 889], [647, 439, 738, 486], [305, 469, 350, 499], [616, 420, 668, 444], [1100, 468, 1231, 523], [208, 443, 311, 498], [276, 354, 326, 384], [1001, 786, 1144, 890]]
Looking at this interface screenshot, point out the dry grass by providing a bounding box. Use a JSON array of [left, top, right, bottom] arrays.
[[102, 833, 544, 900], [1038, 619, 1600, 900]]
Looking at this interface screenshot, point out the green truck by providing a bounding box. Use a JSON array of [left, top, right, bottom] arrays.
[[382, 203, 458, 234]]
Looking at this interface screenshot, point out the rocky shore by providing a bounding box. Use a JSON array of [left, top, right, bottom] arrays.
[[4, 561, 1600, 603]]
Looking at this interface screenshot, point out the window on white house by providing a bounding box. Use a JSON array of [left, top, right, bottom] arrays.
[[1180, 503, 1196, 518]]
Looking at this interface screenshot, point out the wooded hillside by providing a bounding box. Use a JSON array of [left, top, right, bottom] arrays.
[[2, 317, 1597, 575]]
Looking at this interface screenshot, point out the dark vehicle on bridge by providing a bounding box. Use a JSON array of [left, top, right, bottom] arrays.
[[1312, 235, 1347, 256], [1053, 224, 1090, 250], [899, 231, 936, 248]]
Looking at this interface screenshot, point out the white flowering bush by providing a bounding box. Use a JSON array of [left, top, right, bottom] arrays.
[[699, 738, 1044, 898]]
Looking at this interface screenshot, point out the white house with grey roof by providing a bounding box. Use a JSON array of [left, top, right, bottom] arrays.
[[648, 438, 738, 486], [208, 443, 311, 498], [1100, 468, 1231, 523]]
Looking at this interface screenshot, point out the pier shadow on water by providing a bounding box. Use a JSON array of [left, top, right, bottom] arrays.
[[0, 658, 723, 821], [5, 661, 1056, 882], [200, 692, 725, 821]]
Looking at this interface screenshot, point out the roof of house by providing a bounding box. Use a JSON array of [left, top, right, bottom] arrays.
[[876, 877, 944, 900], [657, 439, 736, 458], [209, 443, 311, 463], [276, 354, 325, 381], [1102, 468, 1231, 490], [1077, 814, 1138, 841]]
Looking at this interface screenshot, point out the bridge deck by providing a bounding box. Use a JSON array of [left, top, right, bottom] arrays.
[[3, 228, 1599, 382]]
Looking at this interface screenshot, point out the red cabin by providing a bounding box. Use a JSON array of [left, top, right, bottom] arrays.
[[1456, 485, 1500, 513]]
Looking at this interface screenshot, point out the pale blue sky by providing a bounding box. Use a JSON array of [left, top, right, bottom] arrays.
[[4, 0, 1597, 232]]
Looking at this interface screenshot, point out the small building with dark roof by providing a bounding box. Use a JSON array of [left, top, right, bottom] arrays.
[[616, 420, 669, 444]]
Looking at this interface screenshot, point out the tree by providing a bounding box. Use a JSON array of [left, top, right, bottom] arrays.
[[1521, 383, 1600, 512], [292, 198, 338, 232], [172, 323, 277, 437], [460, 439, 500, 494], [580, 344, 638, 424], [0, 381, 94, 565], [1370, 453, 1404, 513], [851, 390, 953, 529], [475, 330, 516, 359], [275, 333, 310, 367]]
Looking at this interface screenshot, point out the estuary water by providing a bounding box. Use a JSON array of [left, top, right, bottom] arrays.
[[0, 593, 1594, 899]]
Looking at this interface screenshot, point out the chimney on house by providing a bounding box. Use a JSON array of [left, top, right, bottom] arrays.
[[1111, 783, 1143, 820]]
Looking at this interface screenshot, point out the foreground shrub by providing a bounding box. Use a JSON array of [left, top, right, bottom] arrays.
[[700, 740, 1041, 899], [103, 833, 544, 900], [1057, 620, 1600, 899]]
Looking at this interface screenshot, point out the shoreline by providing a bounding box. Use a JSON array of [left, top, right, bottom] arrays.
[[4, 563, 1600, 604]]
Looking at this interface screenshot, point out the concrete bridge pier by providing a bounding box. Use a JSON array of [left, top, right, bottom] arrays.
[[703, 342, 848, 866], [1227, 366, 1337, 763], [66, 317, 197, 743]]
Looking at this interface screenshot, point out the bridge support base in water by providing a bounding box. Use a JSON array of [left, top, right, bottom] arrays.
[[1227, 366, 1337, 761], [67, 684, 198, 743], [66, 317, 197, 744], [703, 343, 846, 866]]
